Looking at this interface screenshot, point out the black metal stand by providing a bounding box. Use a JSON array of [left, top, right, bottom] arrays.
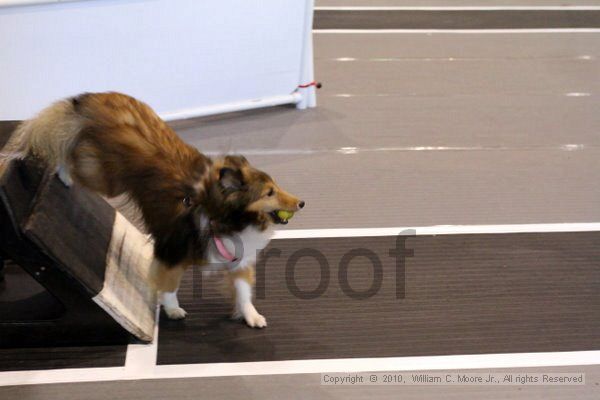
[[0, 254, 5, 283], [0, 159, 131, 348]]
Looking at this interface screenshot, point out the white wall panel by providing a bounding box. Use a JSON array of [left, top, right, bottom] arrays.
[[0, 0, 316, 120]]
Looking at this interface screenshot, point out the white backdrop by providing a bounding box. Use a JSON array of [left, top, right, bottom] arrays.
[[0, 0, 316, 120]]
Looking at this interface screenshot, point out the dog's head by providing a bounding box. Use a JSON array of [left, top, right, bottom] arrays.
[[203, 155, 304, 234], [151, 154, 303, 265]]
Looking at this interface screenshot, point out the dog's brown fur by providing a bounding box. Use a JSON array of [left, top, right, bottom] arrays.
[[68, 93, 214, 269], [2, 92, 303, 325]]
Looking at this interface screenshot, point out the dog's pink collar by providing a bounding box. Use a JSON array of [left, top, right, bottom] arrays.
[[213, 235, 237, 262]]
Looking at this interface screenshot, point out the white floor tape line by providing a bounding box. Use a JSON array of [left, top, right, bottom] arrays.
[[272, 222, 600, 239], [1, 351, 599, 387], [124, 307, 160, 374], [314, 28, 600, 33]]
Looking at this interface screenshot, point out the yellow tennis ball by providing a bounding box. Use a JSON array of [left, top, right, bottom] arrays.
[[277, 210, 295, 221]]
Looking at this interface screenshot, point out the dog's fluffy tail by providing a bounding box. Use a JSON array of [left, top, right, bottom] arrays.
[[0, 98, 84, 172]]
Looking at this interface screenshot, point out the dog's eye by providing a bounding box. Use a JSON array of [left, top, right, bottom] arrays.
[[182, 196, 193, 207], [266, 188, 274, 197]]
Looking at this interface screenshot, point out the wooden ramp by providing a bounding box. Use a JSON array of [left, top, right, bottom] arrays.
[[0, 156, 156, 347]]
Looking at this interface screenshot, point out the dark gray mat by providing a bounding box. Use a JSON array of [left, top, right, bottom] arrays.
[[157, 232, 600, 365], [314, 10, 600, 29], [0, 345, 126, 372]]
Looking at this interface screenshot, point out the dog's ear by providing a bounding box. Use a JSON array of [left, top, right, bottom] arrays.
[[219, 167, 243, 191], [224, 155, 249, 167]]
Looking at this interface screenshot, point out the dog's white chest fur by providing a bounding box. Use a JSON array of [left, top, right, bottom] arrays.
[[207, 225, 274, 270]]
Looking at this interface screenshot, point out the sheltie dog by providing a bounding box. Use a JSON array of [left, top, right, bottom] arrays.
[[1, 92, 304, 328]]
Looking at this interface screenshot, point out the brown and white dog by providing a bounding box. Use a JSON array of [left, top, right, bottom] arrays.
[[1, 92, 304, 327]]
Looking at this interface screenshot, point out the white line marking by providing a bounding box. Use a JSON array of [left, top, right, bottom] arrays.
[[273, 223, 600, 239], [329, 55, 596, 62], [124, 307, 160, 374], [204, 144, 594, 157], [565, 92, 592, 97], [315, 6, 600, 11], [330, 55, 595, 62], [562, 144, 586, 151], [1, 351, 599, 386], [314, 28, 600, 33]]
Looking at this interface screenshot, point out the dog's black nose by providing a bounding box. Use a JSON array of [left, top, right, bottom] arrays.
[[298, 200, 305, 209]]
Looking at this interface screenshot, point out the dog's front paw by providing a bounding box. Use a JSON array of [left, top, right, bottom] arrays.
[[242, 304, 267, 328], [164, 306, 187, 320], [246, 312, 267, 328], [232, 304, 267, 328]]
